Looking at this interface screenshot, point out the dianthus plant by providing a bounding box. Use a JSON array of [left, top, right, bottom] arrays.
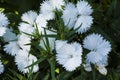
[[0, 0, 112, 79]]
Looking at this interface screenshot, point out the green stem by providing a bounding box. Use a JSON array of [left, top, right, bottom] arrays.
[[48, 58, 56, 80], [92, 67, 96, 80]]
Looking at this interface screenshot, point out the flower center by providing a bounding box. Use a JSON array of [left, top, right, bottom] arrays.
[[69, 54, 73, 58]]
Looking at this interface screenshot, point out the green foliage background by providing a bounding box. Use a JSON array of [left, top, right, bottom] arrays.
[[0, 0, 120, 80]]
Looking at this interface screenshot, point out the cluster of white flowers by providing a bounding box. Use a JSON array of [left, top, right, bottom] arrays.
[[4, 12, 38, 73], [0, 12, 9, 74], [55, 33, 111, 75], [4, 34, 39, 73], [55, 1, 111, 75], [55, 0, 93, 72], [3, 28, 39, 73], [62, 1, 93, 34], [3, 0, 62, 73], [0, 0, 112, 76]]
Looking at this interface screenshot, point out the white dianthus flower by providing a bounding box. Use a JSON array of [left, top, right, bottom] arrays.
[[62, 3, 78, 29], [15, 50, 39, 73], [76, 1, 93, 16], [3, 28, 17, 42], [56, 40, 82, 71], [40, 1, 55, 20], [49, 0, 65, 10], [39, 29, 57, 51], [0, 12, 9, 36], [21, 11, 38, 25], [83, 33, 111, 64], [36, 14, 48, 33], [74, 16, 93, 34], [0, 60, 4, 74], [18, 34, 31, 52], [4, 41, 20, 56]]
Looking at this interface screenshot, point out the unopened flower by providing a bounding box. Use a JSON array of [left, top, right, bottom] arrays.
[[97, 65, 107, 75], [84, 63, 92, 72]]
